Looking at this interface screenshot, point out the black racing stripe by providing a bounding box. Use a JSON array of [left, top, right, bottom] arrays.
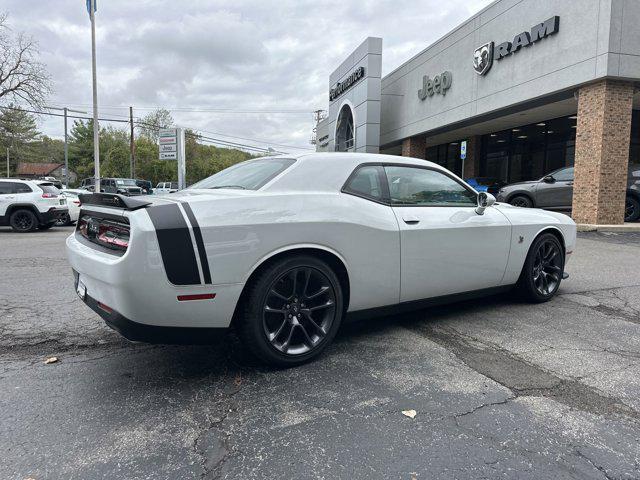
[[180, 202, 212, 284], [146, 203, 200, 285]]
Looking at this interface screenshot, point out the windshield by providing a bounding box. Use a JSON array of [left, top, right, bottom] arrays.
[[189, 157, 296, 190], [116, 179, 137, 186]]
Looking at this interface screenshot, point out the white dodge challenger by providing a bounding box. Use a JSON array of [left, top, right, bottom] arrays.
[[66, 153, 576, 366]]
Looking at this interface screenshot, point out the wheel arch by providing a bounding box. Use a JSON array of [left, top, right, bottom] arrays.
[[230, 245, 351, 327], [6, 203, 42, 220], [530, 226, 566, 257]]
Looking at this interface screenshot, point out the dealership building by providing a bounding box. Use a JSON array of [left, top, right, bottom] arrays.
[[315, 0, 640, 225]]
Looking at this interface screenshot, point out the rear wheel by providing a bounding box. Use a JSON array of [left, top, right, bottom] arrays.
[[55, 213, 71, 226], [516, 233, 564, 303], [510, 195, 533, 208], [238, 255, 343, 367], [625, 196, 640, 222], [9, 209, 37, 232]]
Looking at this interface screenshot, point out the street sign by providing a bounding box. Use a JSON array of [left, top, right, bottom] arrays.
[[160, 152, 177, 160], [160, 144, 177, 152], [460, 140, 467, 160]]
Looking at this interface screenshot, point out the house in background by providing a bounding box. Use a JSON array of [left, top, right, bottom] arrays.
[[16, 162, 77, 184]]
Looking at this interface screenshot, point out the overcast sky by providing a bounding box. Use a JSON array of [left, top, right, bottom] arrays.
[[3, 0, 493, 153]]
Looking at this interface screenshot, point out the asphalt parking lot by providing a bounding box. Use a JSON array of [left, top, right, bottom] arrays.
[[1, 227, 640, 480]]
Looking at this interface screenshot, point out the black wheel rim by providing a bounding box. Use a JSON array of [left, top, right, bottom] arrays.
[[511, 198, 529, 208], [532, 240, 563, 296], [625, 199, 635, 221], [55, 214, 69, 226], [262, 267, 336, 356], [14, 212, 33, 231]]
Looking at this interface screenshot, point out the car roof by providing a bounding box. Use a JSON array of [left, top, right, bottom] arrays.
[[263, 152, 449, 193]]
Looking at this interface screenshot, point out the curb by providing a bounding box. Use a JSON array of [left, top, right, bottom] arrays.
[[577, 224, 640, 232]]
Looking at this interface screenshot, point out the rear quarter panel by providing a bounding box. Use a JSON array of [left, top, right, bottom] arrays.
[[188, 192, 401, 312]]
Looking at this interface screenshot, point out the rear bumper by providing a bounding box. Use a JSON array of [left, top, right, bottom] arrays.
[[81, 289, 225, 344], [40, 207, 68, 223]]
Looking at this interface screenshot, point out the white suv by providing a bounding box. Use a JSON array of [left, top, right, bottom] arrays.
[[0, 179, 69, 232]]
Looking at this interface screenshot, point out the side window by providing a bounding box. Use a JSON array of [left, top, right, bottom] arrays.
[[170, 182, 178, 189], [0, 183, 13, 194], [384, 166, 477, 206], [14, 182, 32, 193], [553, 167, 574, 182], [343, 166, 384, 201]]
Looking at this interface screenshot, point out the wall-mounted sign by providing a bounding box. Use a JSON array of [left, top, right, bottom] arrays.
[[473, 16, 560, 76], [329, 66, 365, 102], [418, 71, 452, 100]]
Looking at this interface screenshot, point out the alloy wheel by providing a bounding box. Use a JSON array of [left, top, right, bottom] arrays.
[[511, 198, 530, 208], [55, 213, 70, 226], [14, 212, 34, 231], [262, 267, 337, 355], [532, 240, 563, 296], [625, 199, 636, 221]]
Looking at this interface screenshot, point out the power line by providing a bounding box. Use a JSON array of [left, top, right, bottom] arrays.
[[47, 102, 313, 114]]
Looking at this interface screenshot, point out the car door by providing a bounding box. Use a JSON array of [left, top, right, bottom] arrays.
[[536, 167, 574, 209], [0, 182, 16, 217], [384, 165, 512, 303]]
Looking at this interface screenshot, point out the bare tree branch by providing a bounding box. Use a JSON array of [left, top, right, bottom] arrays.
[[0, 13, 51, 110]]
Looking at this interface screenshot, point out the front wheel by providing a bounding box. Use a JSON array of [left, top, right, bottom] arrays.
[[516, 233, 565, 303], [625, 196, 640, 222], [510, 195, 533, 208], [238, 255, 344, 367]]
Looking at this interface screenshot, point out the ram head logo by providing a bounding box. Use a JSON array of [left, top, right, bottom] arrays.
[[473, 42, 494, 76]]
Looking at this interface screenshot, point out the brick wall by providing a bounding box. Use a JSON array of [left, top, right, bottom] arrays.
[[572, 80, 634, 225], [401, 136, 426, 159]]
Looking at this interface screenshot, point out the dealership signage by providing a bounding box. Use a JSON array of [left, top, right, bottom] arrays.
[[158, 128, 178, 160], [418, 71, 452, 100], [473, 16, 560, 76], [329, 66, 365, 101]]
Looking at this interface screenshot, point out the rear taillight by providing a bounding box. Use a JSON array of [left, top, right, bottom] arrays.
[[42, 193, 56, 198], [78, 215, 130, 252], [73, 200, 81, 205]]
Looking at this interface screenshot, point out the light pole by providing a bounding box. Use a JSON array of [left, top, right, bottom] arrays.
[[89, 0, 100, 193], [47, 106, 87, 187]]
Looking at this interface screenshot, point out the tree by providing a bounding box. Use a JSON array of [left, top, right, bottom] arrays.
[[137, 108, 173, 142], [0, 13, 51, 109], [0, 103, 39, 171]]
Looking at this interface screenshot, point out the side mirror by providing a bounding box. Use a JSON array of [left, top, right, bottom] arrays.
[[543, 175, 555, 183], [476, 192, 496, 215]]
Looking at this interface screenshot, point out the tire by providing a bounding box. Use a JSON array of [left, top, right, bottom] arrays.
[[625, 196, 640, 222], [509, 195, 533, 208], [516, 233, 565, 303], [38, 222, 56, 230], [55, 213, 71, 226], [238, 255, 344, 367], [9, 209, 38, 233]]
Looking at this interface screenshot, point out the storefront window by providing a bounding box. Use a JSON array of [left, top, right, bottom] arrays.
[[426, 142, 462, 177], [479, 114, 577, 183], [335, 104, 355, 152], [631, 110, 640, 166]]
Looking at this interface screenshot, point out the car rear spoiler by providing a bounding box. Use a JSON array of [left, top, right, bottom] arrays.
[[78, 193, 152, 211]]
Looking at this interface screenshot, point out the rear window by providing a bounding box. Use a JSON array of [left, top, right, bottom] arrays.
[[189, 157, 295, 191], [38, 183, 60, 195]]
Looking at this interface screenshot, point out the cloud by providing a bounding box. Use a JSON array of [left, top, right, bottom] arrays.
[[2, 0, 493, 151]]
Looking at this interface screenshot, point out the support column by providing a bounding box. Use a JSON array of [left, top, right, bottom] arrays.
[[573, 80, 634, 225], [402, 136, 426, 159], [463, 136, 481, 179]]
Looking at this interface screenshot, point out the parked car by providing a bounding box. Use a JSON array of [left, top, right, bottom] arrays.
[[57, 189, 85, 226], [154, 181, 179, 194], [135, 179, 153, 195], [496, 165, 640, 222], [67, 153, 576, 366], [0, 179, 68, 232], [80, 177, 143, 196], [466, 177, 507, 194]]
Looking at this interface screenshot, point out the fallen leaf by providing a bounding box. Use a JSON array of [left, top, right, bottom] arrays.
[[402, 409, 417, 419], [44, 357, 58, 365]]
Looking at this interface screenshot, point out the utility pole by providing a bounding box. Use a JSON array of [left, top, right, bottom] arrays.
[[89, 0, 100, 193], [129, 106, 135, 178], [5, 147, 8, 178], [47, 106, 87, 187]]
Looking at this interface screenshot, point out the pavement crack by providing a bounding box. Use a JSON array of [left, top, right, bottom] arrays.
[[574, 449, 615, 480], [406, 323, 640, 422]]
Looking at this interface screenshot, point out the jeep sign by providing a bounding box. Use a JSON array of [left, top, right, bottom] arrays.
[[418, 71, 452, 100]]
